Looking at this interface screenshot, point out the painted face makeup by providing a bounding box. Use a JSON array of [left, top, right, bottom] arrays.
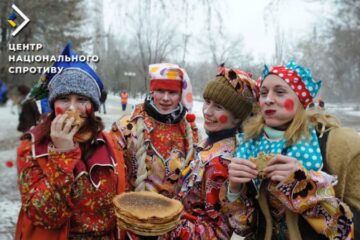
[[55, 106, 64, 115], [284, 99, 295, 112], [259, 75, 301, 129], [54, 94, 92, 118], [152, 90, 181, 114], [219, 115, 228, 124], [86, 104, 93, 115], [202, 99, 239, 133]]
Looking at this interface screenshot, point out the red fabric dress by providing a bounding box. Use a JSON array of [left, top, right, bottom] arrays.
[[112, 104, 198, 198], [162, 137, 236, 240], [15, 128, 126, 240]]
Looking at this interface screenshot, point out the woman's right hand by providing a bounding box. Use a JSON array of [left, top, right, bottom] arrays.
[[50, 113, 80, 149], [228, 157, 258, 193]]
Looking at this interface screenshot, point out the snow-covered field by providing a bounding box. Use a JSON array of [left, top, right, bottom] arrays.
[[0, 94, 359, 239]]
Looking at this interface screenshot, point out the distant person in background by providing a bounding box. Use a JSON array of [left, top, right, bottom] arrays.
[[38, 97, 52, 122], [0, 80, 8, 105], [40, 97, 52, 114], [100, 89, 108, 114], [9, 86, 22, 114], [16, 85, 41, 133], [120, 90, 128, 111]]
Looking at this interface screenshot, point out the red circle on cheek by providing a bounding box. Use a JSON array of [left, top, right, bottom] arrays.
[[284, 99, 295, 111], [219, 115, 228, 124], [55, 106, 64, 115], [86, 105, 93, 115], [153, 94, 160, 101]]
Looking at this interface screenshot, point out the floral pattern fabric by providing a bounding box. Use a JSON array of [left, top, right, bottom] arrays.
[[162, 137, 236, 240], [17, 132, 120, 239], [112, 104, 198, 198], [223, 166, 354, 239]]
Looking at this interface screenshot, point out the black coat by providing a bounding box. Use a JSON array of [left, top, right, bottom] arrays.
[[17, 100, 40, 133]]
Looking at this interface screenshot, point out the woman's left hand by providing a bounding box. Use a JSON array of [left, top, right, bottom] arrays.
[[264, 154, 300, 182]]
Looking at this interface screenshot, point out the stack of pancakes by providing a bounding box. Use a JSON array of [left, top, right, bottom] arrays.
[[113, 191, 183, 236]]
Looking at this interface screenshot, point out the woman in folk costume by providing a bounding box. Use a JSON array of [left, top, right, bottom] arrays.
[[161, 65, 257, 240], [15, 43, 126, 240], [111, 63, 198, 197], [226, 61, 356, 239]]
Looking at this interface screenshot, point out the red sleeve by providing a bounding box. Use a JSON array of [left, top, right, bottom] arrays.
[[17, 140, 81, 228]]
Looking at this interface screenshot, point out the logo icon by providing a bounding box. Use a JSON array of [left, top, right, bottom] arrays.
[[7, 12, 17, 28], [7, 4, 30, 37]]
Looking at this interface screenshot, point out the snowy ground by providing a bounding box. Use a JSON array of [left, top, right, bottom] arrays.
[[0, 94, 359, 239]]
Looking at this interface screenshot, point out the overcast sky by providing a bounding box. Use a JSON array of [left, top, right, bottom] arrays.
[[103, 0, 332, 62], [222, 0, 331, 60]]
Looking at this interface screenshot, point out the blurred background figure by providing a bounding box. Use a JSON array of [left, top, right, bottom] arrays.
[[16, 85, 41, 133], [100, 89, 108, 114], [40, 97, 52, 115], [0, 80, 8, 106], [9, 86, 23, 114], [39, 97, 52, 122], [120, 90, 128, 111], [308, 97, 325, 110]]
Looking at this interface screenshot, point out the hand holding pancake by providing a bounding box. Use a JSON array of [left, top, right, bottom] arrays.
[[264, 154, 300, 182], [64, 110, 85, 126], [50, 110, 82, 149], [228, 157, 258, 192], [249, 152, 274, 179]]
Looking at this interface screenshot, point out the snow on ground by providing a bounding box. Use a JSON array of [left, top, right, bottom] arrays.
[[326, 103, 360, 132], [0, 94, 359, 239], [0, 101, 22, 239]]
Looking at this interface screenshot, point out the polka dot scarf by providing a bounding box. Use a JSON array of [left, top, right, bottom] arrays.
[[235, 127, 323, 171], [235, 127, 323, 190]]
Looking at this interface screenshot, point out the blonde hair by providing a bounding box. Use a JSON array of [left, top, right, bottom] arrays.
[[243, 105, 340, 145]]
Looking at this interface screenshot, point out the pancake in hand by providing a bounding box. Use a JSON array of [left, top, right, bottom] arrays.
[[65, 110, 84, 126], [249, 152, 274, 179]]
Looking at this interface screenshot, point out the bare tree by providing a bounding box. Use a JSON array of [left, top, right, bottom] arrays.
[[0, 0, 89, 87], [100, 0, 257, 95], [122, 1, 180, 92], [295, 0, 360, 102]]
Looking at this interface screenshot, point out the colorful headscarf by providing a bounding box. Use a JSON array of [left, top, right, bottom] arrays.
[[149, 63, 193, 111], [216, 63, 258, 101], [202, 64, 257, 121], [261, 61, 321, 108]]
